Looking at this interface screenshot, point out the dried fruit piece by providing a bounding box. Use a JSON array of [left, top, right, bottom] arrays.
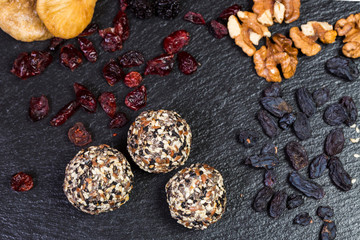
[[317, 206, 334, 222], [11, 51, 53, 79], [129, 0, 154, 19], [208, 20, 228, 39], [119, 0, 129, 12], [68, 122, 92, 146], [309, 154, 329, 179], [118, 51, 145, 68], [50, 100, 80, 127], [98, 92, 117, 118], [103, 59, 125, 86], [144, 54, 175, 76], [29, 95, 49, 122], [326, 57, 359, 82], [163, 30, 190, 54], [328, 156, 352, 191], [293, 213, 313, 226], [321, 221, 337, 240], [286, 141, 309, 170], [245, 154, 279, 169], [261, 143, 277, 155], [279, 113, 296, 130], [293, 112, 312, 140], [154, 0, 180, 20], [49, 37, 64, 51], [124, 72, 143, 88], [78, 37, 98, 63], [287, 194, 304, 209], [253, 187, 274, 212], [325, 129, 345, 156], [74, 83, 97, 113], [296, 87, 316, 117], [11, 172, 34, 192], [264, 170, 276, 188], [78, 23, 99, 37], [289, 171, 325, 199], [269, 190, 287, 218], [113, 11, 130, 41], [125, 85, 147, 111], [238, 130, 258, 148], [257, 110, 278, 138], [109, 112, 128, 128], [323, 103, 348, 126], [60, 44, 83, 71], [177, 51, 198, 75], [340, 96, 358, 126], [261, 97, 292, 118], [36, 0, 97, 39], [99, 27, 123, 52], [313, 88, 330, 107], [219, 4, 242, 21], [263, 83, 282, 97], [183, 11, 205, 25]]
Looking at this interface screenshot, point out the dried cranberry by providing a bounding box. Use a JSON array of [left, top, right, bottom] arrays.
[[11, 51, 53, 79], [98, 92, 117, 118], [49, 37, 64, 51], [118, 51, 145, 68], [60, 44, 83, 71], [163, 30, 190, 54], [177, 51, 198, 75], [11, 172, 34, 192], [183, 11, 206, 25], [50, 101, 80, 127], [208, 20, 228, 39], [73, 83, 97, 113], [219, 4, 242, 21], [78, 23, 99, 37], [125, 85, 147, 110], [68, 122, 92, 147], [144, 54, 175, 76], [113, 11, 130, 41], [99, 28, 123, 52], [110, 112, 128, 128], [78, 37, 98, 63], [103, 59, 125, 86], [29, 95, 49, 121], [124, 72, 143, 88], [119, 0, 129, 12]]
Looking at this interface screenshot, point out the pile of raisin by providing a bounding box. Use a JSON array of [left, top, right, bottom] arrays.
[[129, 0, 181, 20]]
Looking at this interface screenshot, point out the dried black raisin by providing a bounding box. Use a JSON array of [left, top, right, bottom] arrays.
[[286, 141, 309, 171], [321, 221, 336, 240], [296, 87, 316, 117], [279, 113, 296, 130], [317, 206, 334, 222], [328, 156, 352, 191], [245, 154, 279, 170], [257, 110, 278, 138], [289, 171, 325, 199], [260, 97, 292, 118], [340, 96, 357, 126], [154, 0, 181, 20], [293, 112, 312, 140], [129, 0, 154, 19], [238, 130, 258, 148], [313, 88, 330, 107], [269, 190, 287, 218], [293, 212, 313, 226], [326, 56, 359, 82], [253, 187, 274, 212], [309, 154, 329, 179], [287, 194, 304, 209], [264, 170, 276, 188], [261, 142, 277, 155], [323, 103, 348, 126], [325, 129, 345, 156], [263, 83, 282, 97]]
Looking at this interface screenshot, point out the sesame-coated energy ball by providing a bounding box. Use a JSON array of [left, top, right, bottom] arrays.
[[127, 110, 192, 173], [165, 163, 227, 230], [63, 144, 134, 215]]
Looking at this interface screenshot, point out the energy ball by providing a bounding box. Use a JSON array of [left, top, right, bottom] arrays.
[[127, 110, 192, 173], [165, 163, 227, 230], [63, 144, 133, 215]]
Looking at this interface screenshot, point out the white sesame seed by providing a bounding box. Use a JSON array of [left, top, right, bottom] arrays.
[[356, 127, 360, 133], [351, 179, 356, 184], [354, 154, 360, 158], [350, 124, 357, 128], [350, 138, 360, 143]]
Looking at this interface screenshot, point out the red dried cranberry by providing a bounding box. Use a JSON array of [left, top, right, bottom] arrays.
[[177, 51, 198, 75], [119, 0, 129, 12], [124, 72, 143, 88], [49, 37, 64, 51], [73, 83, 97, 113], [78, 37, 98, 63], [183, 11, 206, 25], [125, 85, 147, 110], [118, 51, 145, 68], [163, 30, 190, 54], [208, 20, 228, 39], [113, 11, 130, 41], [11, 51, 53, 79], [11, 172, 34, 192], [219, 4, 242, 21], [144, 54, 175, 76], [50, 100, 80, 127], [29, 95, 49, 121], [110, 112, 128, 128], [99, 28, 123, 52], [98, 92, 117, 118], [60, 44, 83, 71], [78, 23, 99, 37], [103, 59, 125, 86], [68, 122, 92, 146]]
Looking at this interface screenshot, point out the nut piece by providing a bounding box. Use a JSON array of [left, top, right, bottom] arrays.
[[253, 0, 275, 26], [228, 15, 241, 39], [290, 27, 321, 56], [237, 11, 271, 39], [281, 0, 301, 24], [274, 1, 285, 24], [301, 21, 337, 44], [335, 13, 360, 58]]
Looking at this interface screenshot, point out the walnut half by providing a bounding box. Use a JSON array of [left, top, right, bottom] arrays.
[[335, 13, 360, 58]]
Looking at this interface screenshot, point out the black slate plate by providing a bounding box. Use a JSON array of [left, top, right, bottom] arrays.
[[1, 0, 360, 239]]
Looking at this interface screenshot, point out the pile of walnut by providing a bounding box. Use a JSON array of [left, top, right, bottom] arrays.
[[335, 13, 360, 59], [227, 0, 344, 82]]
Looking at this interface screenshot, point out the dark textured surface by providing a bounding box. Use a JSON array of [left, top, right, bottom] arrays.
[[1, 1, 360, 239]]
